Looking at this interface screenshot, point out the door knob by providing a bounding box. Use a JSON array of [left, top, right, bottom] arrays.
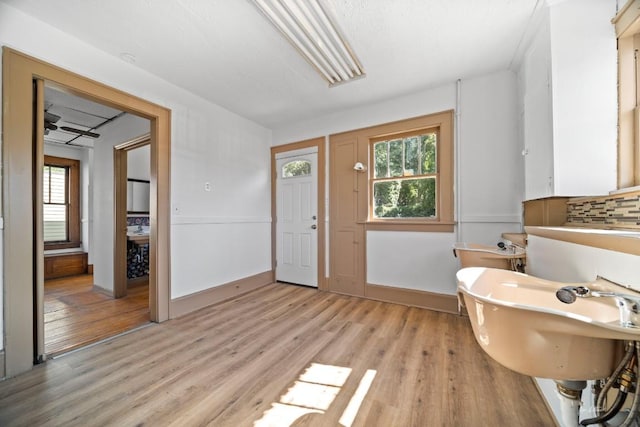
[[311, 224, 317, 230]]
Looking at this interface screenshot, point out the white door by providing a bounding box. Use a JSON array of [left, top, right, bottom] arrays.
[[276, 149, 318, 287]]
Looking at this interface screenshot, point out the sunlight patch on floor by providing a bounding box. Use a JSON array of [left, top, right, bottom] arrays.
[[339, 369, 377, 427], [254, 363, 376, 427]]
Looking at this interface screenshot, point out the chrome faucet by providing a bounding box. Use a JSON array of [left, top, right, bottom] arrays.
[[556, 285, 640, 328]]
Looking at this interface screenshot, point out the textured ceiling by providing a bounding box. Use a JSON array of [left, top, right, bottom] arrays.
[[2, 0, 540, 128]]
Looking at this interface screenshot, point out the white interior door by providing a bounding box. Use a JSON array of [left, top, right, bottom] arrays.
[[276, 149, 318, 287]]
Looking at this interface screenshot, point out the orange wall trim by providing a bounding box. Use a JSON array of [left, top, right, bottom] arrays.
[[365, 283, 459, 314], [169, 270, 274, 318]]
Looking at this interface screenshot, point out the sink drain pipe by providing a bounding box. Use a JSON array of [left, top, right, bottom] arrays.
[[556, 380, 587, 427], [579, 341, 639, 426]]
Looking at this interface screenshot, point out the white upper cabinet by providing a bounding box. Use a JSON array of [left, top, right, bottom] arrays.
[[520, 0, 618, 200]]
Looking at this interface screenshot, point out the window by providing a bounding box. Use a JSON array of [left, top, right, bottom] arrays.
[[614, 1, 640, 188], [365, 111, 454, 231], [43, 155, 80, 249], [371, 131, 438, 218], [330, 110, 453, 232]]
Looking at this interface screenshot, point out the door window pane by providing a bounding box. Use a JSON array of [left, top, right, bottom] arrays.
[[283, 160, 311, 178]]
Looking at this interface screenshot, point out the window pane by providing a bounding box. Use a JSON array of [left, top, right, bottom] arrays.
[[373, 177, 436, 218], [47, 166, 67, 203], [44, 204, 67, 241], [373, 141, 388, 178], [282, 160, 311, 178], [404, 136, 419, 176], [388, 140, 403, 177], [421, 133, 437, 174]]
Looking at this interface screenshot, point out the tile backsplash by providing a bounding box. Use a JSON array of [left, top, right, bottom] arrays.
[[566, 190, 640, 228], [127, 215, 150, 227]]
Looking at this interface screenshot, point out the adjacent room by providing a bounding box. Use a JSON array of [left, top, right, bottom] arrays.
[[41, 86, 152, 356], [1, 0, 639, 426]]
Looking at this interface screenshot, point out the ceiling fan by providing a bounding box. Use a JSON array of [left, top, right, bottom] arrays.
[[44, 111, 101, 139]]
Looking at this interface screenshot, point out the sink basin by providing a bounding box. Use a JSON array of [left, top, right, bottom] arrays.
[[453, 243, 526, 270], [456, 267, 640, 380]]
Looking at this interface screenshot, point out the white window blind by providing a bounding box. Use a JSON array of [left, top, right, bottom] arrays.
[[43, 165, 68, 242]]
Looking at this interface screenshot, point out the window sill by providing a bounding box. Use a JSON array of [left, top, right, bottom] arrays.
[[45, 241, 82, 250], [361, 220, 455, 232]]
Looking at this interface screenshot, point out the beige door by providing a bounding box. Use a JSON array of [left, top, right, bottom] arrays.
[[34, 78, 46, 363], [275, 150, 318, 287], [329, 135, 366, 297]]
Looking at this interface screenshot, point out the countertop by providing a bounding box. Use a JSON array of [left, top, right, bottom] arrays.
[[127, 233, 149, 244]]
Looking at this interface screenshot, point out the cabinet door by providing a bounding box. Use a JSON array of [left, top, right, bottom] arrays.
[[523, 88, 554, 200], [523, 16, 554, 200]]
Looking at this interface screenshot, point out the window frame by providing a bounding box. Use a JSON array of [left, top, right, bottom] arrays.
[[614, 0, 640, 189], [369, 129, 440, 220], [365, 111, 454, 232], [43, 155, 81, 249]]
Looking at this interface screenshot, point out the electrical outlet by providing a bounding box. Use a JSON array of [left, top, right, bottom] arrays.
[[204, 182, 212, 192]]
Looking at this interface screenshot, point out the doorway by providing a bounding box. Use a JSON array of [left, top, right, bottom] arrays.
[[114, 136, 152, 299], [2, 48, 171, 376], [39, 86, 152, 356], [275, 149, 318, 286], [270, 138, 326, 290]]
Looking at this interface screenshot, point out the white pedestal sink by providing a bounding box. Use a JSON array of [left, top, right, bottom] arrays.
[[456, 267, 640, 381]]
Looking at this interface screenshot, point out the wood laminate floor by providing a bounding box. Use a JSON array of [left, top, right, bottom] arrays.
[[1, 283, 554, 426], [44, 274, 150, 356]]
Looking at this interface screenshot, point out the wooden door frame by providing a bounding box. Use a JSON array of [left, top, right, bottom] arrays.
[[270, 138, 326, 290], [2, 47, 171, 377], [114, 135, 151, 299]]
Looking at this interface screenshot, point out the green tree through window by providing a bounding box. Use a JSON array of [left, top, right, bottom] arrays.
[[282, 160, 311, 178], [372, 133, 437, 218]]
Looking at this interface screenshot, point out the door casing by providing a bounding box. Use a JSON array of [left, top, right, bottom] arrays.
[[275, 149, 318, 286], [2, 47, 171, 377], [114, 135, 151, 299], [270, 138, 326, 290]]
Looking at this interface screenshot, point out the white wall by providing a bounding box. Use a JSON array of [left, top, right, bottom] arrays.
[[273, 70, 523, 295], [0, 3, 272, 307]]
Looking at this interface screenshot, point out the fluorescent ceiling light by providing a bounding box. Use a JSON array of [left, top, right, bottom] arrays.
[[252, 0, 365, 86]]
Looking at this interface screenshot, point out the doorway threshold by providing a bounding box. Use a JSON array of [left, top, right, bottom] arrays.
[[49, 322, 155, 360]]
